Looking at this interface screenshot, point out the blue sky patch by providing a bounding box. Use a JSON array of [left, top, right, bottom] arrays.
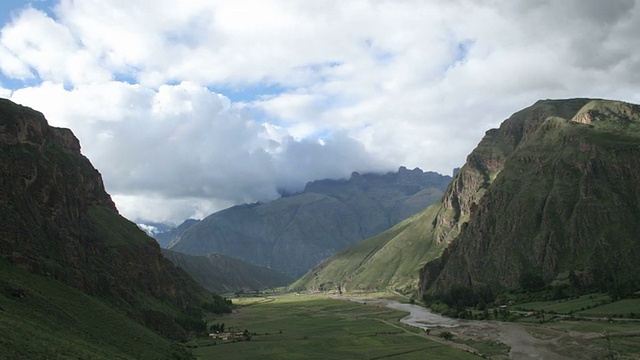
[[0, 0, 56, 24], [208, 83, 292, 103]]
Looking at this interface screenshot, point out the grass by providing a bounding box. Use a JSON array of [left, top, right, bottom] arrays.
[[455, 338, 510, 358], [515, 294, 640, 319], [578, 299, 640, 317], [510, 293, 640, 359], [88, 206, 151, 246], [0, 258, 192, 360], [514, 293, 611, 314], [291, 204, 450, 293], [191, 294, 478, 360]]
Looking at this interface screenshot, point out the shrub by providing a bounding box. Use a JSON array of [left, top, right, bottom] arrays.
[[440, 331, 454, 341]]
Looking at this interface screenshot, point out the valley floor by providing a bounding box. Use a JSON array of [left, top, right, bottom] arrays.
[[188, 293, 640, 360]]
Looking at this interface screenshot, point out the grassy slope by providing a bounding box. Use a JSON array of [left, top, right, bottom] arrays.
[[293, 99, 640, 296], [161, 250, 294, 294], [291, 205, 447, 293], [192, 295, 477, 360], [0, 258, 192, 360]]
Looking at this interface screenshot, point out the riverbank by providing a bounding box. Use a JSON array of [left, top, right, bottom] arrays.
[[340, 295, 621, 359]]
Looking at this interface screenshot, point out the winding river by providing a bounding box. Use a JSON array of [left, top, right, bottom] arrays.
[[347, 298, 458, 329]]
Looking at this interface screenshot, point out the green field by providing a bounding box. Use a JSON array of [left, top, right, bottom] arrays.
[[515, 293, 611, 314], [578, 299, 640, 317], [191, 295, 478, 360], [513, 294, 640, 359], [515, 294, 640, 318]]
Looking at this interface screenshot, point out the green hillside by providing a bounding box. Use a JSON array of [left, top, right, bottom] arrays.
[[290, 205, 448, 292], [421, 99, 640, 297], [0, 258, 192, 360], [167, 167, 451, 278], [162, 250, 293, 293], [0, 98, 230, 357], [294, 99, 640, 299]]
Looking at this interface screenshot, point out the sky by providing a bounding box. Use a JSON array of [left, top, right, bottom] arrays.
[[1, 0, 639, 224]]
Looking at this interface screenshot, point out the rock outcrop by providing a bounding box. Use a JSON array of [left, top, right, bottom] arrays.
[[294, 99, 640, 297], [420, 99, 640, 296]]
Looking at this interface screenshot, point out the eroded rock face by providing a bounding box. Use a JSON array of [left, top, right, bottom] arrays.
[[0, 99, 211, 338], [420, 98, 640, 296]]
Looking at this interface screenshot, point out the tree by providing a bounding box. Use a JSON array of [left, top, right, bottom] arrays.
[[519, 271, 545, 292], [440, 331, 454, 341]]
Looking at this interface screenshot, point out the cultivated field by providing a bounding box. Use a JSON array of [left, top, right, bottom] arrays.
[[190, 294, 478, 360]]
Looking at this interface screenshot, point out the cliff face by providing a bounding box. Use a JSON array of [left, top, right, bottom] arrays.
[[0, 99, 215, 338], [168, 167, 451, 277], [420, 99, 640, 295], [294, 98, 640, 295]]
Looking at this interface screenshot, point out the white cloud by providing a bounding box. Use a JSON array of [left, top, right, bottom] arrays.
[[9, 81, 391, 222], [2, 0, 640, 221]]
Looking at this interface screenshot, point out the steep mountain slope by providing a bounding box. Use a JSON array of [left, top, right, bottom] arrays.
[[0, 258, 192, 359], [168, 167, 451, 277], [421, 99, 640, 297], [0, 99, 227, 357], [162, 249, 293, 293], [294, 99, 640, 296]]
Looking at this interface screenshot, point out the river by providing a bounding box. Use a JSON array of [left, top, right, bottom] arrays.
[[346, 297, 588, 359], [347, 298, 458, 329]]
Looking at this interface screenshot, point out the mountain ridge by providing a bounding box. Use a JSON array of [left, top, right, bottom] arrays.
[[420, 98, 640, 297], [292, 98, 640, 298], [0, 98, 226, 357], [167, 166, 452, 277]]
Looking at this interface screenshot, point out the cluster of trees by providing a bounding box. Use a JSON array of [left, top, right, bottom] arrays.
[[423, 267, 639, 321], [176, 306, 208, 333], [423, 285, 495, 310], [210, 323, 225, 333], [176, 295, 233, 335], [202, 294, 233, 313]]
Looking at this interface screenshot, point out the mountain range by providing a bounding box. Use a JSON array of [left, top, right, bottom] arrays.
[[165, 167, 452, 277], [292, 98, 640, 299]]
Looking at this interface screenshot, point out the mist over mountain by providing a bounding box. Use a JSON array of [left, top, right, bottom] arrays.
[[293, 98, 640, 298], [167, 167, 452, 277]]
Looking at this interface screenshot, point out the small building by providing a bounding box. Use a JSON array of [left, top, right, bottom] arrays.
[[209, 332, 249, 342]]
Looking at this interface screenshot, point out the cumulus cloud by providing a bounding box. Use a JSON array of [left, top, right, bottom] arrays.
[[1, 0, 640, 222], [9, 81, 391, 221]]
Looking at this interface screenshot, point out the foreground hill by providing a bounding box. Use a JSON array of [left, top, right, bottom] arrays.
[[162, 249, 293, 293], [0, 99, 227, 358], [293, 99, 640, 297], [420, 99, 640, 297], [168, 167, 451, 277]]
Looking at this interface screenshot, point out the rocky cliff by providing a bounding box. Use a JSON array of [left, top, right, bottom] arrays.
[[420, 99, 640, 296], [0, 99, 221, 341], [167, 167, 451, 277], [293, 98, 640, 296]]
